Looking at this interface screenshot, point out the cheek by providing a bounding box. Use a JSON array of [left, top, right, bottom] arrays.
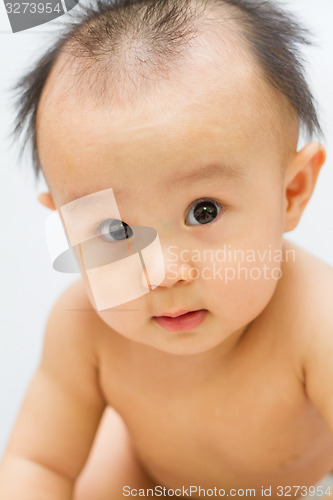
[[97, 306, 144, 339], [224, 264, 280, 316], [198, 245, 282, 325], [252, 180, 285, 237]]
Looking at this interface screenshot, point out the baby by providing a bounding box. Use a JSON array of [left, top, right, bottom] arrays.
[[1, 0, 333, 498]]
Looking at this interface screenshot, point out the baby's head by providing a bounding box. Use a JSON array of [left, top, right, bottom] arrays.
[[13, 0, 326, 355]]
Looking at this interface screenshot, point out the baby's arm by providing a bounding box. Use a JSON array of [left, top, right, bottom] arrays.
[[0, 282, 106, 499]]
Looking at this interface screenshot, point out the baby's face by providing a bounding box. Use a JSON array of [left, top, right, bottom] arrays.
[[37, 50, 298, 356]]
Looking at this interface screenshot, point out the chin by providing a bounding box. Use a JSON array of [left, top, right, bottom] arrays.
[[145, 331, 231, 356]]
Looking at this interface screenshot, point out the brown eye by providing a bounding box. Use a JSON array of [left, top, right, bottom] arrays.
[[185, 199, 222, 226], [97, 219, 133, 241]]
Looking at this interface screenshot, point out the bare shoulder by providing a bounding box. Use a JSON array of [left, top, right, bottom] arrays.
[[42, 278, 108, 370], [281, 240, 333, 428], [48, 278, 106, 335], [44, 277, 129, 372], [54, 278, 95, 314]]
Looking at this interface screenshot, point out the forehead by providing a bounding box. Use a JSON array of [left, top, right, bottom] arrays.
[[36, 42, 295, 205]]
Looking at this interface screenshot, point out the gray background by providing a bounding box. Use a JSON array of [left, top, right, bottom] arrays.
[[1, 0, 333, 457]]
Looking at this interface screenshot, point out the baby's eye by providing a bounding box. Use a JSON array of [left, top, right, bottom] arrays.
[[97, 219, 134, 241], [185, 198, 222, 226]]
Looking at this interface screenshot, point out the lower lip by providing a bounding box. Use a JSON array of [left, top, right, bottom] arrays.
[[154, 309, 207, 332]]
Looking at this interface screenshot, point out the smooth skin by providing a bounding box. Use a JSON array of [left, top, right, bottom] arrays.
[[1, 29, 332, 500]]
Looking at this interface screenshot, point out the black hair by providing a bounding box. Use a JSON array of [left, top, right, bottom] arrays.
[[11, 0, 323, 180]]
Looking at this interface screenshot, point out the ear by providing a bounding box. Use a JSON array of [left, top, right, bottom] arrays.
[[38, 192, 56, 211], [284, 142, 326, 232]]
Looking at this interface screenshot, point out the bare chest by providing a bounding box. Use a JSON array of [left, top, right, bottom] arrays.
[[99, 342, 333, 490]]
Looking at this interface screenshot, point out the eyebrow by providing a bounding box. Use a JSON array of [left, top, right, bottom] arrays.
[[63, 161, 245, 205], [165, 161, 246, 187]]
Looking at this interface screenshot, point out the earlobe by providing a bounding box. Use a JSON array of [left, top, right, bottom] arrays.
[[284, 142, 326, 232], [38, 192, 56, 211]]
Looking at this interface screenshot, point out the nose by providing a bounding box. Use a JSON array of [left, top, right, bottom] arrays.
[[158, 252, 194, 288], [141, 240, 194, 290]]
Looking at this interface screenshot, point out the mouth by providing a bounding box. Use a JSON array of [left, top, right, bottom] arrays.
[[153, 309, 208, 333]]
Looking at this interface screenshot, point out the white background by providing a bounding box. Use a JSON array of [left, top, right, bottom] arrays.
[[0, 0, 333, 457]]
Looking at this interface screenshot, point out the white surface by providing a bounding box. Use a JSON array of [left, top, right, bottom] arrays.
[[0, 0, 333, 457]]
